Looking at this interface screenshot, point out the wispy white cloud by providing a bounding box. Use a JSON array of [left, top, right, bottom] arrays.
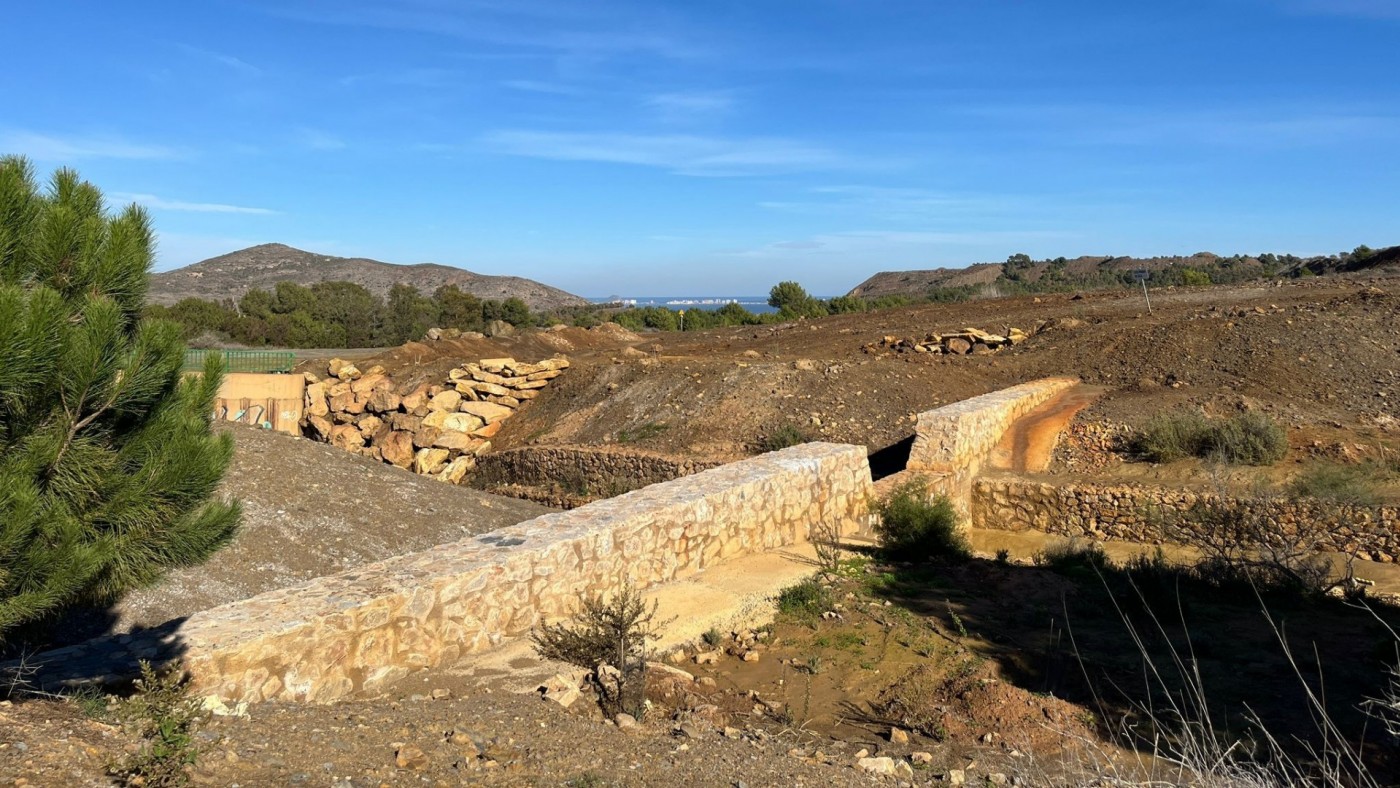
[[0, 130, 182, 161], [501, 79, 589, 96], [761, 185, 1016, 222], [646, 90, 734, 123], [177, 43, 263, 75], [339, 68, 462, 88], [257, 1, 706, 60], [296, 127, 348, 151], [481, 129, 861, 176], [113, 192, 278, 215], [732, 229, 1077, 259]]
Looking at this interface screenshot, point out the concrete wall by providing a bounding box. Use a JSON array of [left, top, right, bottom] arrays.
[[906, 377, 1078, 518], [214, 373, 305, 435], [26, 443, 874, 704], [972, 476, 1400, 562]]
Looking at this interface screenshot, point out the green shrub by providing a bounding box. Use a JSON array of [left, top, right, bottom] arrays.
[[759, 423, 812, 452], [872, 479, 970, 561], [1209, 411, 1288, 465], [777, 578, 832, 622], [531, 583, 665, 720], [1034, 538, 1111, 578], [109, 661, 205, 787], [1288, 462, 1380, 506], [1133, 409, 1287, 466]]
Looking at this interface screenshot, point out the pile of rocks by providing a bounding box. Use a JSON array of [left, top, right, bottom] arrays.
[[864, 326, 1031, 356], [303, 356, 569, 483]]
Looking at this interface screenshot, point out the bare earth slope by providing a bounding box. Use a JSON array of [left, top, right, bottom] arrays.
[[99, 424, 552, 635], [148, 242, 588, 310]]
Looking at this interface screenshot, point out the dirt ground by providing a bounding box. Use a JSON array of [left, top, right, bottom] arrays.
[[323, 275, 1399, 472]]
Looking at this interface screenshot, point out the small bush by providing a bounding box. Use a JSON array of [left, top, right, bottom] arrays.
[[1133, 409, 1287, 466], [1210, 411, 1288, 465], [777, 578, 832, 622], [1034, 538, 1111, 578], [531, 583, 666, 719], [760, 424, 812, 452], [1288, 462, 1380, 506], [872, 479, 970, 561], [109, 661, 205, 787]]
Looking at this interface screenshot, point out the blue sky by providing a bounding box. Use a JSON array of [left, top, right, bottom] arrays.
[[2, 1, 1396, 297]]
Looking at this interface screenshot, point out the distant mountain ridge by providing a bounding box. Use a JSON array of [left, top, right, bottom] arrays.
[[149, 243, 588, 310], [846, 246, 1400, 299]]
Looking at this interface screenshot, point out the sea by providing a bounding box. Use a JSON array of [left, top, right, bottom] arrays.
[[591, 296, 779, 314]]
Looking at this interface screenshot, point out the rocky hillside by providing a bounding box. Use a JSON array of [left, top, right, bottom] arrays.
[[846, 253, 1255, 298], [149, 243, 588, 310]]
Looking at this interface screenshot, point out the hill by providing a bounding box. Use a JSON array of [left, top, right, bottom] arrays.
[[149, 243, 588, 310], [846, 246, 1399, 299]]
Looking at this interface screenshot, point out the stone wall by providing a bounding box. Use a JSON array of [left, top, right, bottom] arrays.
[[472, 445, 722, 508], [24, 443, 874, 704], [906, 377, 1079, 518], [972, 477, 1400, 562]]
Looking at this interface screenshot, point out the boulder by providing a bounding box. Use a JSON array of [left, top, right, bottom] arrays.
[[485, 395, 520, 409], [306, 414, 333, 439], [329, 390, 363, 414], [945, 336, 973, 354], [459, 401, 513, 424], [366, 387, 402, 413], [526, 370, 562, 382], [399, 383, 433, 412], [388, 412, 423, 432], [379, 430, 416, 469], [305, 382, 329, 417], [350, 372, 388, 395], [479, 358, 517, 373], [428, 390, 462, 412], [421, 409, 449, 430], [442, 412, 486, 433], [329, 423, 365, 451], [414, 448, 450, 475], [336, 363, 361, 381], [462, 381, 511, 397], [472, 421, 503, 440], [327, 358, 350, 378], [412, 427, 441, 449], [483, 320, 514, 338], [355, 415, 383, 436], [437, 455, 475, 484], [433, 429, 478, 452]]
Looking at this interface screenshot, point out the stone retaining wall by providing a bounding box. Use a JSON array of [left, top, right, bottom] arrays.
[[972, 476, 1400, 561], [906, 377, 1079, 518], [24, 443, 874, 704], [472, 445, 722, 507]]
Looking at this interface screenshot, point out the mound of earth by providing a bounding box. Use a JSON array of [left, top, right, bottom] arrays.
[[50, 424, 552, 645]]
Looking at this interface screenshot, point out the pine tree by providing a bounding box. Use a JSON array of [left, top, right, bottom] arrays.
[[0, 156, 240, 644]]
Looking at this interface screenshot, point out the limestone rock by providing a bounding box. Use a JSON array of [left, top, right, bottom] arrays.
[[395, 744, 429, 771], [329, 423, 364, 451], [433, 429, 478, 452], [421, 409, 449, 430], [856, 756, 896, 776], [428, 390, 462, 412], [437, 456, 475, 484], [366, 387, 401, 413], [890, 726, 909, 745], [350, 372, 388, 394], [380, 430, 416, 469], [400, 383, 432, 412], [305, 382, 329, 417], [483, 320, 514, 337], [414, 448, 450, 475], [459, 401, 513, 424], [306, 414, 333, 439]]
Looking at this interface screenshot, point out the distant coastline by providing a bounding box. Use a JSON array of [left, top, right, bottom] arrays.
[[591, 296, 781, 314]]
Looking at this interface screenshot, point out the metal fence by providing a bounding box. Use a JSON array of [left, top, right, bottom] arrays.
[[183, 349, 296, 374]]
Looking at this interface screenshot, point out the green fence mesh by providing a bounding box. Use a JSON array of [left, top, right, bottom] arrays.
[[183, 349, 296, 374]]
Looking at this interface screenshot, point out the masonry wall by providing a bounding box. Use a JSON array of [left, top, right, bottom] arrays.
[[972, 477, 1400, 562], [28, 443, 874, 704], [906, 377, 1078, 518], [472, 445, 722, 508]]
